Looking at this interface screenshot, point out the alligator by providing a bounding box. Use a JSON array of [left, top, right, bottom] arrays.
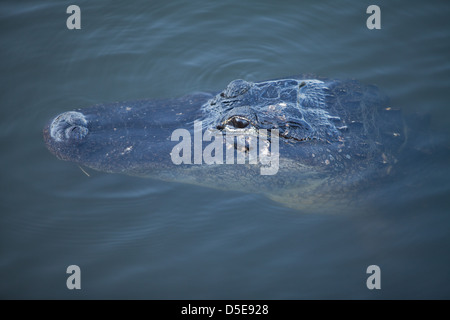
[[43, 76, 407, 211]]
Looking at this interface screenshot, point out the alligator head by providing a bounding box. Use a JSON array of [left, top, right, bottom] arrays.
[[43, 76, 405, 210]]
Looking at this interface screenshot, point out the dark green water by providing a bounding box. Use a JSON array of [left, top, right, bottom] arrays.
[[1, 0, 450, 299]]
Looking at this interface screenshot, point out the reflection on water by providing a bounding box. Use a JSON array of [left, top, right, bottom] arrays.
[[1, 0, 450, 299]]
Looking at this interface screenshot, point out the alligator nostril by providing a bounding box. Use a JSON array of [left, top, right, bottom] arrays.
[[50, 111, 88, 142], [65, 125, 89, 141]]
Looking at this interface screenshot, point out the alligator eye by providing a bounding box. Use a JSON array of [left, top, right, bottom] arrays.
[[229, 117, 250, 129]]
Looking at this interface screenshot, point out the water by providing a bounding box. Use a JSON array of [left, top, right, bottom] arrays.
[[1, 0, 450, 299]]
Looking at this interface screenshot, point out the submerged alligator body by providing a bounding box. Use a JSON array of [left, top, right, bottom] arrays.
[[43, 76, 406, 211]]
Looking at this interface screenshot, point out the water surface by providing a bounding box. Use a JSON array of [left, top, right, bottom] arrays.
[[1, 0, 450, 299]]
